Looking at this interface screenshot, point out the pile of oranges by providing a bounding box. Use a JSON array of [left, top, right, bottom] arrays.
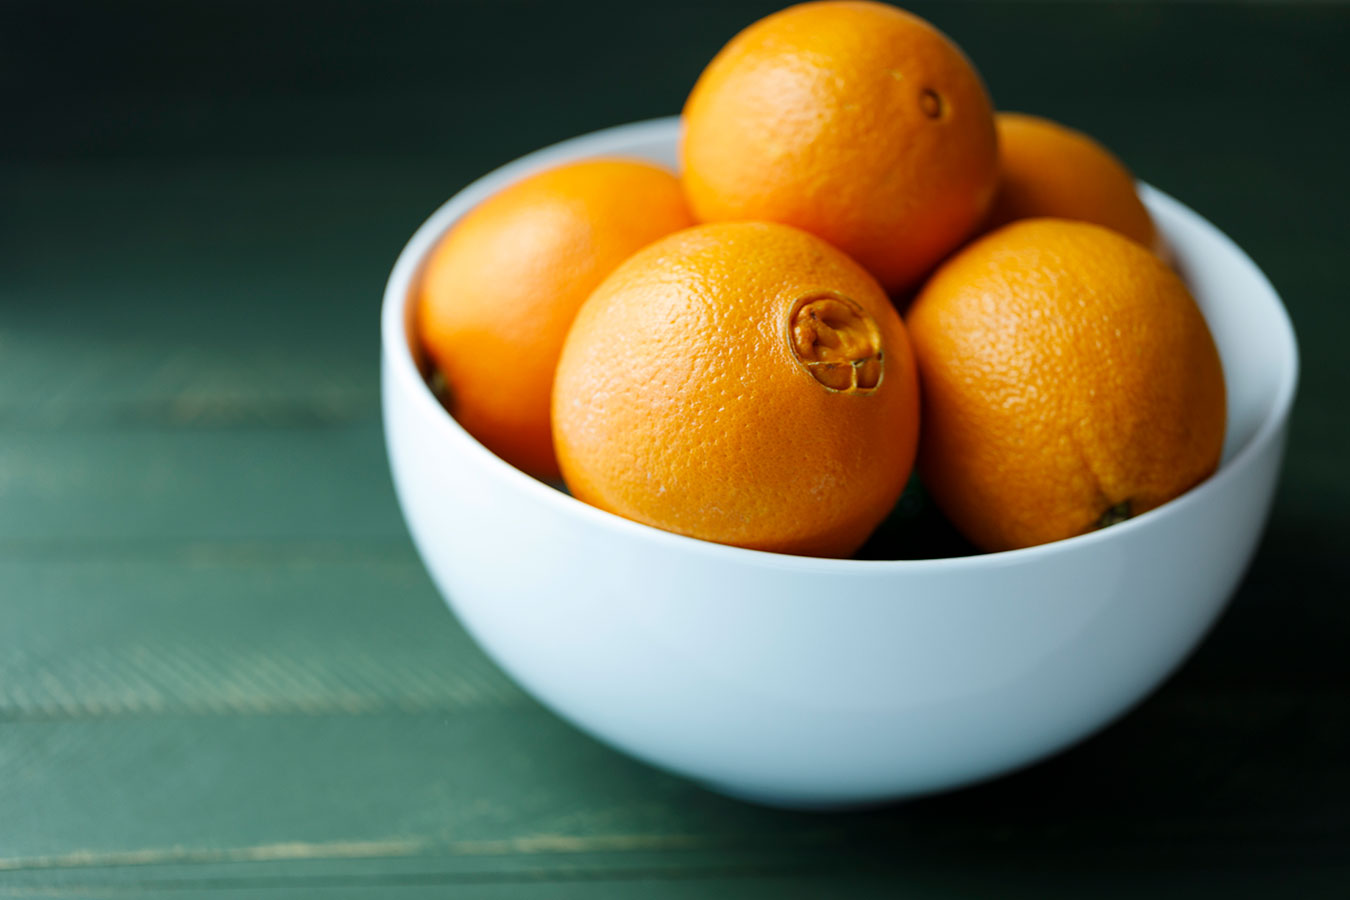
[[417, 1, 1226, 559]]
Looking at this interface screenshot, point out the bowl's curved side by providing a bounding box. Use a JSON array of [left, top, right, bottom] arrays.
[[385, 370, 1287, 806], [382, 118, 1297, 807]]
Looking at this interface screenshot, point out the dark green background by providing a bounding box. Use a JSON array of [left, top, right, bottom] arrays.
[[2, 1, 1347, 896]]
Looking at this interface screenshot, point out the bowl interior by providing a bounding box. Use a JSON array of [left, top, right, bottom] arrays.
[[1137, 185, 1296, 466], [385, 117, 1297, 562]]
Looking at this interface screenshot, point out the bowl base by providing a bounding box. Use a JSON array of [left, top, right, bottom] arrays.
[[699, 780, 908, 812]]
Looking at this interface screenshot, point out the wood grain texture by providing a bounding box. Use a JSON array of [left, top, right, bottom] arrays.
[[0, 424, 404, 544], [1, 0, 1348, 896], [0, 555, 523, 721], [3, 862, 1345, 900]]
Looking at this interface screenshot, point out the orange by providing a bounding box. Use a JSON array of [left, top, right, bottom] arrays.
[[986, 112, 1160, 252], [553, 221, 920, 558], [906, 219, 1226, 552], [680, 1, 998, 294], [417, 159, 693, 480]]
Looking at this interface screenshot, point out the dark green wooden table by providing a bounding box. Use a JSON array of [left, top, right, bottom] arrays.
[[2, 2, 1347, 896]]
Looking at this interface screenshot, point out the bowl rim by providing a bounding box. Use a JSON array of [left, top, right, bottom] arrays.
[[381, 116, 1300, 575]]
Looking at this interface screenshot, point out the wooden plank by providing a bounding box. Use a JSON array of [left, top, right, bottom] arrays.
[[0, 425, 1342, 714], [0, 554, 521, 721], [0, 422, 406, 544], [2, 868, 1346, 900], [0, 551, 1346, 888], [0, 693, 1346, 895], [3, 553, 1347, 863], [0, 159, 412, 428]]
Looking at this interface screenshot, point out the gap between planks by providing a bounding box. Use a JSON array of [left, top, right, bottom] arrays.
[[0, 832, 836, 873]]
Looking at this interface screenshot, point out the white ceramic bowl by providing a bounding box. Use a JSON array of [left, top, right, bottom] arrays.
[[382, 118, 1298, 809]]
